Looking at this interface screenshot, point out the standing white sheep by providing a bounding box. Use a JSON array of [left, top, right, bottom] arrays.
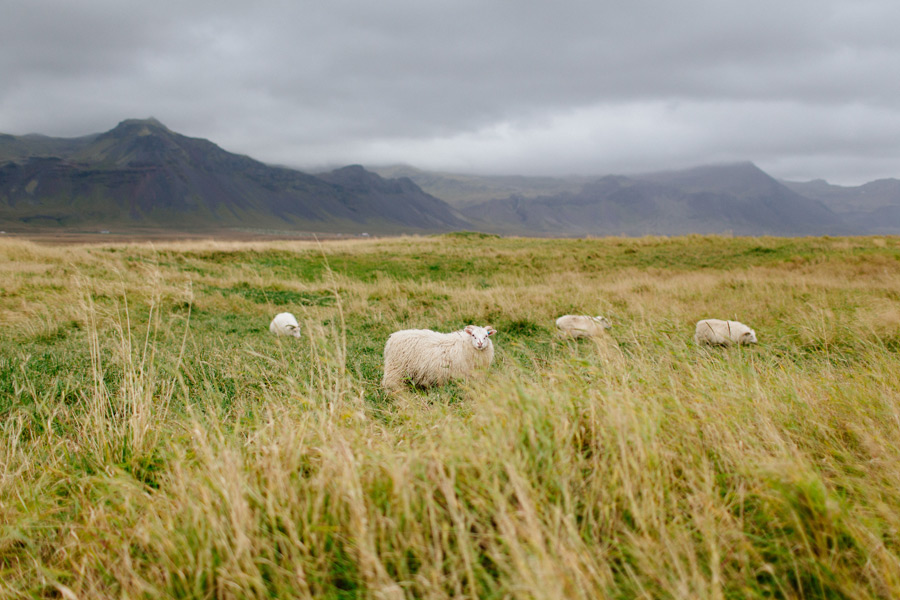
[[269, 312, 302, 338], [382, 325, 497, 391], [694, 319, 757, 346], [555, 314, 612, 338]]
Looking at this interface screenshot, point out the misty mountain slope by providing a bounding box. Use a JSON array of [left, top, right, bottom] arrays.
[[0, 119, 466, 232], [369, 165, 586, 208], [316, 165, 468, 230], [461, 163, 851, 236], [783, 178, 900, 234], [2, 119, 891, 236], [0, 132, 98, 163]]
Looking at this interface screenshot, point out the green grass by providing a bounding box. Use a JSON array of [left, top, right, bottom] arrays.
[[1, 234, 900, 598]]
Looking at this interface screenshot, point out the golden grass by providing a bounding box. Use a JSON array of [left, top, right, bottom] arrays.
[[1, 234, 900, 598]]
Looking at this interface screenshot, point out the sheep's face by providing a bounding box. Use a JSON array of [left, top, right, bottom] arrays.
[[287, 325, 302, 338], [464, 325, 496, 350], [742, 329, 757, 344], [592, 316, 612, 329]]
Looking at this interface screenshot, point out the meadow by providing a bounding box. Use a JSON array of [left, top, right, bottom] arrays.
[[1, 233, 900, 599]]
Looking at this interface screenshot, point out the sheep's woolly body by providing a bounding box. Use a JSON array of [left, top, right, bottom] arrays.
[[556, 315, 612, 338], [382, 327, 495, 391], [269, 312, 302, 338], [694, 319, 757, 346]]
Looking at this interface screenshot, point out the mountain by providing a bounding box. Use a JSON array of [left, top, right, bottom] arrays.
[[0, 132, 99, 162], [368, 165, 587, 208], [460, 162, 852, 236], [0, 119, 466, 233], [2, 120, 890, 237], [782, 178, 900, 234], [315, 165, 467, 230]]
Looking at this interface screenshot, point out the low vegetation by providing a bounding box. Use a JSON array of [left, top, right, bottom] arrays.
[[1, 233, 900, 599]]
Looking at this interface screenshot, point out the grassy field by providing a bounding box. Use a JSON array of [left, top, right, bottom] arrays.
[[2, 233, 900, 599]]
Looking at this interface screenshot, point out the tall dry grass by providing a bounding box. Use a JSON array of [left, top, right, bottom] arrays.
[[1, 234, 900, 598]]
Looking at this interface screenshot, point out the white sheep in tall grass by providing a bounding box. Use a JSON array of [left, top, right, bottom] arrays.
[[555, 314, 612, 338], [269, 312, 302, 338], [694, 319, 757, 346], [381, 325, 497, 391]]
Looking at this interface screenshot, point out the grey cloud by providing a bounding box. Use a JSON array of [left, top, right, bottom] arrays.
[[2, 0, 900, 184]]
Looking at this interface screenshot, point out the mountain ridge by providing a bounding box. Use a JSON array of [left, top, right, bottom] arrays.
[[0, 119, 466, 233], [3, 119, 899, 236], [459, 162, 855, 236], [782, 177, 900, 234]]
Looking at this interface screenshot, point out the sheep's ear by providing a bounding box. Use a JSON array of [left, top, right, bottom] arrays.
[[486, 327, 497, 336], [464, 325, 475, 336], [288, 324, 298, 331]]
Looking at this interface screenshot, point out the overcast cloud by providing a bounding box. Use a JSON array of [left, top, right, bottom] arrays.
[[2, 0, 899, 184]]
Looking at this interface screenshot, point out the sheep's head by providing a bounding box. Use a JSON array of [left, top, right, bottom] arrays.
[[592, 316, 612, 329], [741, 329, 757, 344], [464, 325, 497, 350], [287, 324, 302, 338]]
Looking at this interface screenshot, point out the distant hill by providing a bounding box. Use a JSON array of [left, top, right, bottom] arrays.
[[782, 178, 900, 234], [0, 131, 100, 161], [369, 165, 587, 208], [315, 165, 468, 230], [0, 119, 466, 233], [460, 163, 852, 236]]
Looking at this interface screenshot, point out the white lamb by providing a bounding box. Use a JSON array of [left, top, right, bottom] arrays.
[[555, 314, 612, 338], [694, 319, 757, 346], [381, 325, 497, 391], [269, 312, 302, 338]]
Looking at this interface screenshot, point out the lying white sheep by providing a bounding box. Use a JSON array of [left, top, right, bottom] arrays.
[[269, 312, 302, 338], [694, 319, 757, 346], [382, 325, 497, 391], [555, 314, 612, 338]]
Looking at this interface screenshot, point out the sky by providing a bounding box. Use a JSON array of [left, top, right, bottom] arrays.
[[2, 0, 900, 185]]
